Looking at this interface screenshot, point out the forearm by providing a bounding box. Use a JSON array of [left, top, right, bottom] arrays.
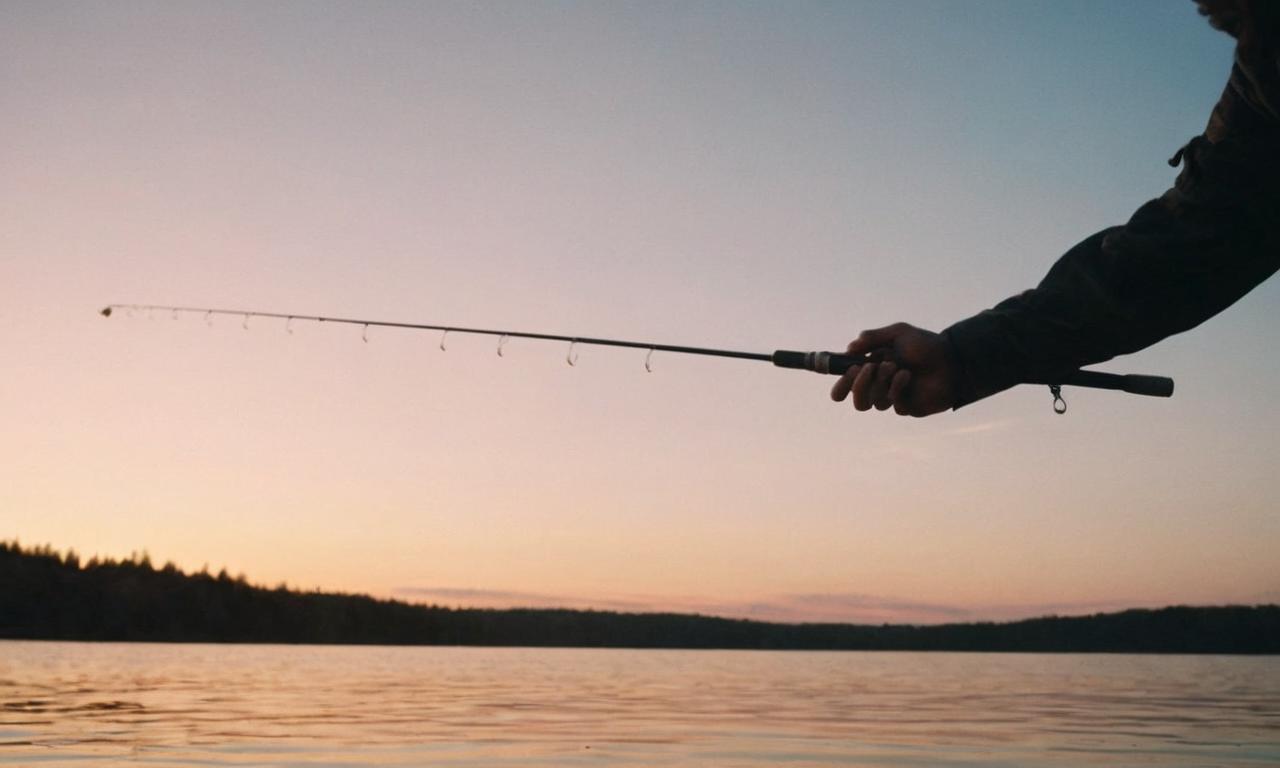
[[944, 134, 1280, 407]]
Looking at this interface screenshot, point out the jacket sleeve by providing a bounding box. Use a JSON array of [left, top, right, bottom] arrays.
[[942, 108, 1280, 408]]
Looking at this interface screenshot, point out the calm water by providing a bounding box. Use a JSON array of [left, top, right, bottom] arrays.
[[1, 641, 1277, 766]]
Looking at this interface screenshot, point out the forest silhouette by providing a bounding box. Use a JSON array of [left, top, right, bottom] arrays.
[[2, 541, 1276, 653]]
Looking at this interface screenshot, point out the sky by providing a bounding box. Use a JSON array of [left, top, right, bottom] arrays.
[[3, 0, 1277, 625]]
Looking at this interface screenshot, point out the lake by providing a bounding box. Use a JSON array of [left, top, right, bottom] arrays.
[[1, 641, 1277, 766]]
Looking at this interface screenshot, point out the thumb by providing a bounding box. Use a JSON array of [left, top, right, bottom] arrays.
[[846, 323, 908, 356]]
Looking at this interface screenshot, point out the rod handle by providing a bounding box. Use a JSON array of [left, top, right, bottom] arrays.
[[1052, 370, 1175, 397], [771, 350, 887, 376], [772, 350, 1175, 398]]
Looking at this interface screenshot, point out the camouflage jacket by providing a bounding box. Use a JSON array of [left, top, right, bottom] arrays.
[[944, 1, 1280, 407]]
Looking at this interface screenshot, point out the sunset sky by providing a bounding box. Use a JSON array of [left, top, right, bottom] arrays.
[[4, 1, 1277, 624]]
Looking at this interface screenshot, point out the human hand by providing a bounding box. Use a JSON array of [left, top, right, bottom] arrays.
[[829, 323, 957, 416]]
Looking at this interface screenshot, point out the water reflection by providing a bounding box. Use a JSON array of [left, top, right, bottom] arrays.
[[1, 642, 1277, 766]]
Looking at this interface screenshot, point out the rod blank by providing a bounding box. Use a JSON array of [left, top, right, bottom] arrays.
[[100, 304, 1174, 398], [101, 304, 770, 363]]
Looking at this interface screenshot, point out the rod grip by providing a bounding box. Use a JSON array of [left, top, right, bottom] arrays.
[[1121, 374, 1176, 397], [771, 350, 881, 375], [1056, 370, 1175, 397]]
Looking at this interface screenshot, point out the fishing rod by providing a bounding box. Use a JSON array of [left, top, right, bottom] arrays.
[[100, 303, 1174, 412]]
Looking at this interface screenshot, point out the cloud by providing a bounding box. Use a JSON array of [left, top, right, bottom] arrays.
[[940, 419, 1014, 437], [395, 586, 653, 613], [685, 593, 974, 624], [875, 419, 1016, 461]]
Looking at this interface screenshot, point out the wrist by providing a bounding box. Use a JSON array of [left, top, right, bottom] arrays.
[[937, 329, 967, 410]]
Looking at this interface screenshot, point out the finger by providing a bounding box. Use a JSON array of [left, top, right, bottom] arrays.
[[845, 323, 908, 357], [889, 368, 911, 402], [891, 370, 913, 415], [852, 362, 877, 411], [871, 362, 898, 410], [830, 366, 859, 402]]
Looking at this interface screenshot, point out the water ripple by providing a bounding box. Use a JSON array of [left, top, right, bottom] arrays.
[[1, 642, 1277, 766]]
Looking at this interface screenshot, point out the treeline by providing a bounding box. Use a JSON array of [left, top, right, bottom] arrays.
[[2, 541, 1276, 652]]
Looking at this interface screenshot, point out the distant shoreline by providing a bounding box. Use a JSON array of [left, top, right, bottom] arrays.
[[2, 637, 1277, 657], [4, 542, 1277, 653]]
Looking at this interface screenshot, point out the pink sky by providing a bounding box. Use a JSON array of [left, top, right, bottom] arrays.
[[3, 2, 1277, 625]]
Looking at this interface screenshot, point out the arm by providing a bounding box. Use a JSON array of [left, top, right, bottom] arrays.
[[834, 20, 1280, 414], [945, 131, 1280, 407]]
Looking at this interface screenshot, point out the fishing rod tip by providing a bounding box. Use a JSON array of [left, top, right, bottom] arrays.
[[100, 306, 113, 318]]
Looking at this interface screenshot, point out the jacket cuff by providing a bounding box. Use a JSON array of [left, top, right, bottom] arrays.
[[942, 311, 1026, 409]]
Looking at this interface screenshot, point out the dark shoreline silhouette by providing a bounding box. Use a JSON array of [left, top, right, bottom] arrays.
[[3, 541, 1276, 653]]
